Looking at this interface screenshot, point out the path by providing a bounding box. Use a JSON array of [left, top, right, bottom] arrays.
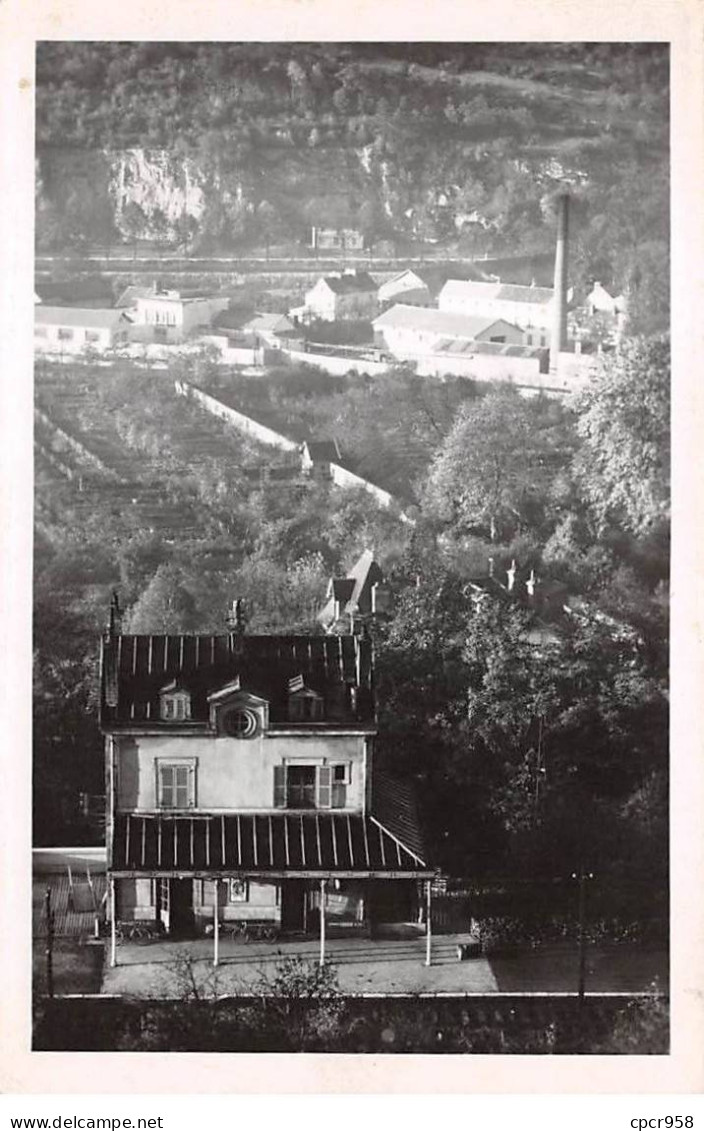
[[101, 934, 499, 998]]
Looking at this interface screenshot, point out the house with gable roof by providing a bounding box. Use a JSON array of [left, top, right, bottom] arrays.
[[373, 304, 525, 357], [100, 597, 432, 962], [299, 269, 378, 322], [438, 280, 560, 345], [34, 306, 132, 354], [318, 549, 389, 633]]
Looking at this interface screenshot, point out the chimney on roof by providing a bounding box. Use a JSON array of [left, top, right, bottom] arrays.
[[549, 191, 570, 375], [227, 598, 247, 634], [507, 560, 516, 592]]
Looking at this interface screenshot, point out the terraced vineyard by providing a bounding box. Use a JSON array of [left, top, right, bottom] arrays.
[[34, 363, 296, 553]]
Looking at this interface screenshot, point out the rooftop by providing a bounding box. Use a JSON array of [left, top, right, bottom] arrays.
[[434, 338, 546, 359], [319, 270, 377, 295], [440, 280, 555, 305], [373, 304, 514, 339], [101, 631, 375, 729], [35, 306, 130, 329]]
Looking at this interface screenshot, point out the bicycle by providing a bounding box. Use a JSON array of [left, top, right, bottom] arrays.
[[114, 920, 161, 943], [229, 921, 278, 943]]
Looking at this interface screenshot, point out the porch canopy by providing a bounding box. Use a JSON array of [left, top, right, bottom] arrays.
[[111, 812, 433, 879]]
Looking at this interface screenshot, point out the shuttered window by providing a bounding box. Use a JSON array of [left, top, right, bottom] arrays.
[[331, 763, 351, 808], [273, 764, 286, 808], [158, 762, 195, 808], [276, 764, 334, 809], [317, 765, 332, 809]]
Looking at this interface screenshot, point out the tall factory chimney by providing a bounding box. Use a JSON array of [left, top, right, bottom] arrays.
[[549, 190, 569, 374]]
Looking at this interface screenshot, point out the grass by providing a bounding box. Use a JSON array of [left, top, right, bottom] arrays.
[[33, 939, 105, 997], [489, 942, 668, 994]]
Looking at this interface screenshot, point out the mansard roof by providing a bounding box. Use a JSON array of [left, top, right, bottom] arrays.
[[100, 631, 374, 729]]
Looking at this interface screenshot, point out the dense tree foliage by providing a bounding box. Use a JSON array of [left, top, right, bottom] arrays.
[[573, 336, 670, 536]]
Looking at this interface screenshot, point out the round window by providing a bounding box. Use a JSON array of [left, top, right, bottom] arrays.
[[223, 707, 259, 739]]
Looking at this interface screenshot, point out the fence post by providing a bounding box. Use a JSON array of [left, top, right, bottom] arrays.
[[44, 886, 54, 998]]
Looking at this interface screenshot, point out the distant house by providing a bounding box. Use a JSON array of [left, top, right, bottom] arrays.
[[318, 549, 388, 633], [132, 290, 230, 343], [373, 304, 524, 358], [438, 280, 558, 344], [300, 439, 343, 479], [310, 227, 365, 252], [586, 282, 627, 321], [241, 313, 296, 348], [377, 264, 493, 309], [300, 270, 378, 323], [34, 306, 132, 354]]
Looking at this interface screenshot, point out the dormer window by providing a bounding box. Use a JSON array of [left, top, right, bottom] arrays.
[[207, 679, 269, 737], [159, 682, 191, 722], [288, 675, 325, 722]]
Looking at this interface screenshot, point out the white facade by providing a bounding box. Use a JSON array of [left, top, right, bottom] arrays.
[[134, 292, 229, 342], [586, 282, 626, 318], [373, 304, 525, 358], [438, 280, 554, 339], [34, 307, 131, 354], [302, 273, 378, 322], [377, 270, 431, 308]]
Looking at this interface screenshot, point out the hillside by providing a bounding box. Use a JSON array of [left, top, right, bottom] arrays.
[[36, 43, 668, 309]]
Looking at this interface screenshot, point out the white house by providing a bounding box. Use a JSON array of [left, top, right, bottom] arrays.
[[100, 607, 432, 957], [373, 304, 524, 359], [586, 282, 627, 319], [34, 307, 132, 354], [299, 270, 378, 323], [377, 265, 493, 310], [133, 290, 230, 343], [241, 313, 296, 347], [438, 280, 558, 345]]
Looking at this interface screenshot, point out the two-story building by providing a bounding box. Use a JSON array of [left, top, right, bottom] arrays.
[[438, 280, 557, 345], [132, 290, 230, 343], [299, 270, 378, 323], [100, 602, 432, 964]]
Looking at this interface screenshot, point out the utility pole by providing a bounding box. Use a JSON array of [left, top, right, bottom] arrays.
[[573, 865, 594, 1006], [44, 886, 54, 998]]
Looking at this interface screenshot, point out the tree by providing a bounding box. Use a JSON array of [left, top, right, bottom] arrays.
[[422, 386, 569, 541], [125, 564, 200, 633], [573, 336, 670, 537]]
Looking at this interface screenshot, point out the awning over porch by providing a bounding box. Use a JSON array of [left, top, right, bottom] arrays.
[[111, 812, 432, 878]]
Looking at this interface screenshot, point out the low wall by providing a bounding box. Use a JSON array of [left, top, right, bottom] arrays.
[[329, 462, 414, 524], [284, 348, 389, 378], [175, 381, 414, 523], [174, 381, 298, 452]]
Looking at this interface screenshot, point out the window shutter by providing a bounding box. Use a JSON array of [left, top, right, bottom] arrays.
[[273, 764, 286, 808], [160, 765, 174, 807], [175, 766, 190, 808], [318, 765, 332, 809]]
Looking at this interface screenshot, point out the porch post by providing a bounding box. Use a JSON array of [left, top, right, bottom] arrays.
[[319, 878, 327, 967], [425, 879, 432, 967], [213, 880, 219, 967], [109, 876, 117, 968]]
